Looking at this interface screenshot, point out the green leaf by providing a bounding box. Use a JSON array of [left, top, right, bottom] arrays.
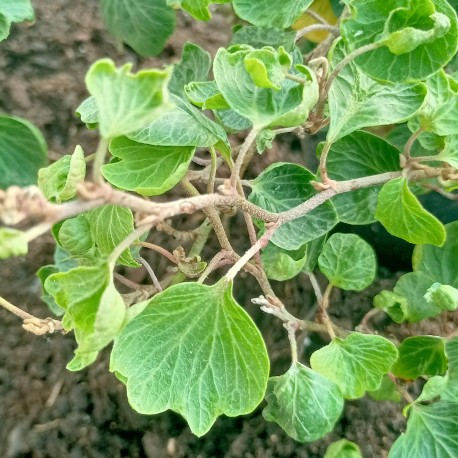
[[414, 375, 448, 404], [0, 0, 34, 41], [58, 215, 96, 257], [341, 0, 458, 83], [85, 58, 171, 139], [375, 177, 446, 246], [325, 131, 402, 224], [167, 0, 230, 21], [261, 242, 307, 281], [438, 133, 458, 168], [388, 402, 458, 457], [38, 145, 86, 203], [75, 96, 98, 128], [263, 363, 344, 442], [185, 81, 229, 109], [302, 235, 326, 274], [45, 263, 126, 357], [248, 163, 338, 250], [66, 351, 99, 372], [213, 46, 318, 129], [87, 205, 140, 268], [100, 0, 175, 57], [0, 115, 48, 189], [232, 0, 314, 28], [0, 228, 28, 259], [327, 40, 426, 142], [168, 42, 211, 96], [425, 283, 458, 311], [408, 70, 458, 136], [441, 337, 458, 401], [310, 333, 398, 399], [102, 137, 194, 196], [256, 128, 276, 153], [318, 233, 377, 291], [230, 26, 296, 51], [392, 336, 447, 379], [367, 374, 401, 402], [214, 108, 252, 133], [127, 97, 230, 155], [324, 439, 362, 458], [110, 281, 269, 436]]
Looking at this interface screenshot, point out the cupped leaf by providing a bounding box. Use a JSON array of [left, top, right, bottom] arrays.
[[392, 336, 447, 380], [101, 0, 175, 57], [168, 42, 211, 96], [58, 215, 96, 257], [167, 0, 230, 21], [85, 59, 171, 139], [388, 402, 458, 457], [248, 162, 338, 250], [318, 233, 376, 291], [341, 0, 458, 83], [0, 115, 47, 189], [110, 281, 269, 436], [261, 242, 307, 281], [0, 228, 28, 259], [327, 40, 426, 142], [45, 263, 126, 359], [213, 46, 318, 129], [263, 363, 344, 442], [325, 131, 402, 224], [102, 137, 194, 196], [232, 0, 314, 29], [375, 177, 446, 246], [230, 26, 296, 51], [86, 205, 140, 267], [324, 439, 362, 458], [0, 0, 34, 41], [38, 145, 86, 203], [375, 221, 458, 322], [310, 333, 398, 399], [185, 81, 229, 109]]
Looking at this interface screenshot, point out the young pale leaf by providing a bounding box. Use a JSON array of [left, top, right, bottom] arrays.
[[75, 97, 98, 128], [230, 26, 296, 51], [392, 336, 447, 380], [38, 145, 86, 203], [408, 70, 458, 136], [318, 233, 377, 291], [168, 42, 211, 96], [185, 81, 229, 109], [439, 134, 458, 168], [45, 263, 126, 357], [325, 131, 402, 224], [388, 402, 458, 458], [167, 0, 230, 21], [375, 177, 446, 246], [102, 137, 194, 196], [0, 228, 28, 259], [248, 163, 338, 250], [327, 40, 426, 142], [66, 351, 99, 372], [0, 0, 34, 41], [324, 439, 362, 458], [367, 374, 401, 402], [85, 59, 171, 139], [341, 0, 458, 83], [213, 46, 318, 129], [261, 242, 307, 281], [0, 115, 48, 189], [110, 281, 269, 436], [263, 363, 344, 443], [232, 0, 314, 29], [425, 283, 458, 311], [86, 205, 140, 267], [100, 0, 175, 57], [256, 129, 276, 153], [310, 333, 398, 399]]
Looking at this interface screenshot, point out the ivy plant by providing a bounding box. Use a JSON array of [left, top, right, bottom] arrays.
[[2, 0, 458, 455]]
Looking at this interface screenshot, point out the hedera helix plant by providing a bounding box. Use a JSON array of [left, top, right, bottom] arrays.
[[2, 0, 458, 455]]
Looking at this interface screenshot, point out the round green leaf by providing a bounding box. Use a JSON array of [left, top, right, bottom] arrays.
[[263, 363, 344, 442], [261, 242, 307, 281], [318, 233, 377, 291], [110, 281, 269, 436], [310, 333, 398, 399], [324, 439, 362, 458], [0, 115, 48, 189]]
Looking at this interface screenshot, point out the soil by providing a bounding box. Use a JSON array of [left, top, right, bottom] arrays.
[[1, 2, 457, 457]]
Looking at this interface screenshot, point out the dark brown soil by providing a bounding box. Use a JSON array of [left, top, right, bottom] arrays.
[[1, 2, 457, 457]]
